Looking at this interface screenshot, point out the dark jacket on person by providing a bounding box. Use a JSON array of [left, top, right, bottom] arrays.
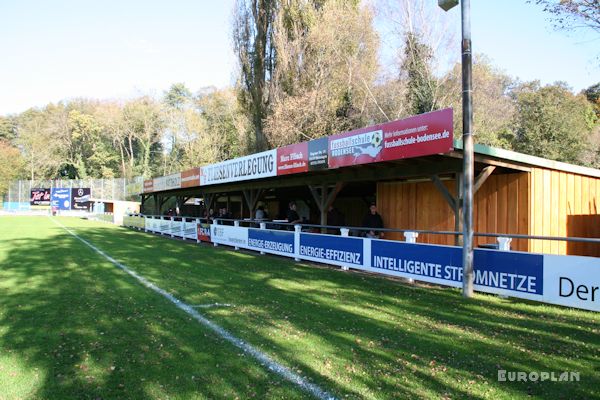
[[286, 209, 300, 223], [362, 212, 383, 229]]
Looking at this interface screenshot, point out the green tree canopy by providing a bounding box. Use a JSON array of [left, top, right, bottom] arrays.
[[512, 81, 596, 163]]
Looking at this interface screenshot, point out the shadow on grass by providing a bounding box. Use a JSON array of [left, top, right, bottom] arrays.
[[2, 217, 599, 399], [0, 218, 309, 399], [67, 220, 600, 400]]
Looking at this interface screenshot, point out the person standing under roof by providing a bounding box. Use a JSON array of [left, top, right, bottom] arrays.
[[362, 202, 384, 239]]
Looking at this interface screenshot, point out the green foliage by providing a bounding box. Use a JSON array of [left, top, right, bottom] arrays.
[[0, 116, 17, 141], [583, 82, 600, 117], [512, 82, 595, 163], [403, 32, 436, 115], [163, 83, 192, 110], [67, 109, 119, 178]]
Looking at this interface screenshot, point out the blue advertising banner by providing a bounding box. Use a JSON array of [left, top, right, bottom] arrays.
[[248, 229, 295, 255], [51, 188, 72, 210], [123, 218, 598, 312], [299, 233, 363, 266], [371, 240, 544, 295]]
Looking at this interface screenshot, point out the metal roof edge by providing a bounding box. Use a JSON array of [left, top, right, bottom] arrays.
[[452, 139, 600, 178]]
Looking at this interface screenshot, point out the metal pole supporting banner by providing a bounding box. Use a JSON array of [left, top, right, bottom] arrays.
[[461, 0, 474, 298]]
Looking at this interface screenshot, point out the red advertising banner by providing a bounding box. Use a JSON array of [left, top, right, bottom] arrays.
[[276, 142, 309, 175], [328, 108, 453, 169], [197, 223, 212, 243], [181, 167, 201, 188], [143, 179, 154, 193]]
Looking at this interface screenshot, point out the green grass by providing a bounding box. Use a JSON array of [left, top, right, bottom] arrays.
[[0, 216, 598, 399]]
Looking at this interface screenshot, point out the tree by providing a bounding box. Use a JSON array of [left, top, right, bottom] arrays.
[[531, 0, 600, 34], [164, 83, 193, 110], [15, 107, 66, 181], [512, 82, 596, 164], [233, 0, 278, 152], [441, 56, 516, 147], [264, 0, 379, 146], [67, 109, 119, 178], [583, 82, 600, 117], [0, 116, 17, 141], [121, 98, 166, 178], [0, 141, 25, 198], [402, 31, 436, 115]]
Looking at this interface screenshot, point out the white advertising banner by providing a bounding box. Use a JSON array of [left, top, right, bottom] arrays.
[[210, 225, 248, 248], [153, 173, 181, 192], [543, 255, 600, 312], [200, 150, 277, 186], [171, 220, 183, 237], [183, 220, 198, 240]]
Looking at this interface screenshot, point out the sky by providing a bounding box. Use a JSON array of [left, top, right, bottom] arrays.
[[0, 0, 598, 115]]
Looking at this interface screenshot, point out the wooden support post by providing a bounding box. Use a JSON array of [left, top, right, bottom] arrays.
[[309, 182, 344, 233], [431, 175, 456, 210], [242, 188, 263, 218], [474, 166, 496, 194], [431, 175, 461, 246], [455, 172, 463, 246], [153, 194, 160, 215], [203, 193, 216, 213]]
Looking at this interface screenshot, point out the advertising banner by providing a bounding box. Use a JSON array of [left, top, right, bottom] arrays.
[[299, 233, 364, 269], [171, 220, 184, 237], [158, 218, 171, 234], [123, 215, 145, 229], [308, 137, 329, 171], [51, 188, 71, 210], [370, 240, 544, 298], [30, 188, 51, 206], [143, 179, 154, 193], [543, 255, 599, 312], [181, 168, 201, 188], [200, 150, 277, 186], [276, 143, 308, 176], [123, 219, 600, 312], [328, 108, 453, 168], [197, 223, 212, 243], [71, 188, 91, 210], [248, 229, 295, 256], [153, 173, 182, 192], [210, 225, 248, 247], [183, 220, 198, 240]]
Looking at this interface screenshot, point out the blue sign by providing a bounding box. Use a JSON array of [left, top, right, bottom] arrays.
[[371, 240, 544, 295], [248, 229, 295, 254], [299, 233, 363, 266], [474, 249, 544, 295], [51, 188, 72, 210]]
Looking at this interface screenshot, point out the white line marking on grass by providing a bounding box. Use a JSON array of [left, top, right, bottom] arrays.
[[49, 217, 336, 400], [190, 303, 234, 308]]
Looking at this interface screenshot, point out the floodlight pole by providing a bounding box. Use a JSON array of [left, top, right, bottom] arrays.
[[439, 0, 474, 297], [460, 0, 474, 298]]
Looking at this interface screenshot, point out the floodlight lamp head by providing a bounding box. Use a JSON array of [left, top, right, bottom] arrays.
[[438, 0, 458, 12]]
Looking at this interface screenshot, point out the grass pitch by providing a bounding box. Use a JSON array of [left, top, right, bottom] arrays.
[[0, 216, 598, 399]]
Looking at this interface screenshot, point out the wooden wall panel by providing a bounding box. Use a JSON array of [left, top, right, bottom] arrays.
[[529, 168, 600, 256], [377, 172, 530, 252]]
